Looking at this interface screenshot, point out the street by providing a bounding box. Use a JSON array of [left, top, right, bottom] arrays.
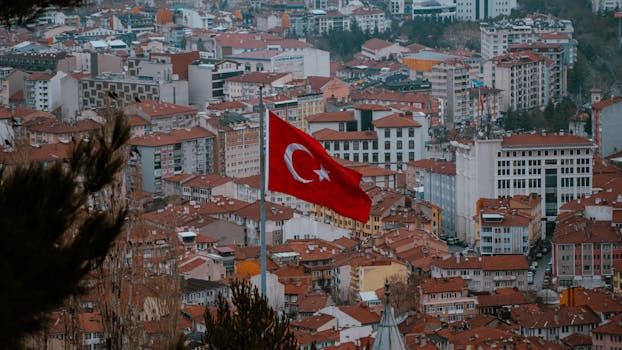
[[529, 249, 553, 291]]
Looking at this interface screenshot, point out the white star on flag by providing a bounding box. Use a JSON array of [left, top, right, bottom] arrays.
[[314, 164, 331, 182]]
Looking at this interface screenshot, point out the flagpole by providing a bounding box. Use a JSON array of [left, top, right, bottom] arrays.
[[259, 85, 267, 296]]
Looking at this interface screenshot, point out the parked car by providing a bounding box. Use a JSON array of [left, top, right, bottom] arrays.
[[542, 247, 548, 254], [536, 253, 543, 259], [528, 271, 534, 284], [531, 261, 539, 269]]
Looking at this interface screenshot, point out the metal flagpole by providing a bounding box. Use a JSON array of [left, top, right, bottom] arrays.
[[259, 86, 267, 296]]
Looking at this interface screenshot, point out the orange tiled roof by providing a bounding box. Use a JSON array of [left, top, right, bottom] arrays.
[[307, 111, 355, 123], [134, 100, 197, 117], [421, 276, 466, 293], [130, 127, 214, 147], [372, 113, 422, 128], [313, 128, 377, 141]]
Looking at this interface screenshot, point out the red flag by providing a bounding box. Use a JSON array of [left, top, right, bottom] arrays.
[[267, 111, 371, 222]]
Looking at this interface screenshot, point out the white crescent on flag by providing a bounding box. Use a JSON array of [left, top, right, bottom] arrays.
[[284, 143, 314, 183]]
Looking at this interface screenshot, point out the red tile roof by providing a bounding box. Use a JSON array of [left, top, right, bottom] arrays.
[[290, 314, 334, 331], [491, 50, 552, 67], [553, 216, 622, 244], [307, 111, 355, 123], [150, 51, 200, 80], [363, 38, 394, 51], [298, 292, 329, 314], [26, 72, 54, 81], [134, 100, 197, 117], [593, 315, 622, 336], [207, 100, 248, 110], [338, 305, 381, 324], [372, 113, 422, 128], [26, 118, 101, 134], [225, 72, 290, 84], [502, 133, 593, 147], [129, 114, 150, 127], [511, 305, 600, 328], [421, 276, 466, 293], [183, 174, 233, 188], [313, 128, 377, 141], [477, 291, 529, 307], [234, 201, 294, 221], [130, 127, 214, 147], [354, 103, 392, 111], [592, 96, 622, 110]]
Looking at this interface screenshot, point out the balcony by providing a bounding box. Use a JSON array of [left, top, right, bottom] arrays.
[[493, 275, 517, 281]]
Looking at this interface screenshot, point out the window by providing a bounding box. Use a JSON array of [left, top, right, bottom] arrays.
[[384, 128, 390, 137]]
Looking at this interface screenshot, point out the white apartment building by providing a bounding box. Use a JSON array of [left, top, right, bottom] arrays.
[[224, 48, 330, 78], [25, 71, 66, 112], [591, 0, 622, 13], [429, 60, 475, 127], [456, 0, 517, 21], [412, 0, 456, 20], [188, 59, 244, 108], [483, 51, 551, 112], [235, 175, 313, 213], [480, 16, 574, 60], [508, 43, 567, 102], [223, 72, 293, 101], [312, 107, 429, 171], [452, 133, 594, 244], [351, 8, 389, 33], [389, 0, 406, 15], [178, 8, 215, 29]]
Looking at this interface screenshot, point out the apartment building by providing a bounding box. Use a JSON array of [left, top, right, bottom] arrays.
[[125, 100, 198, 133], [475, 194, 543, 255], [591, 96, 622, 158], [593, 315, 622, 350], [80, 73, 189, 109], [203, 114, 260, 178], [313, 11, 351, 35], [351, 8, 388, 33], [418, 277, 478, 323], [431, 255, 530, 293], [312, 106, 429, 171], [223, 72, 293, 101], [512, 305, 600, 342], [187, 59, 244, 108], [480, 15, 574, 60], [455, 0, 518, 21], [25, 71, 66, 112], [234, 174, 313, 213], [130, 127, 215, 197], [412, 0, 456, 21], [468, 86, 502, 124], [553, 216, 622, 288], [162, 173, 236, 203], [224, 48, 330, 78], [266, 92, 324, 131], [509, 43, 567, 102], [25, 118, 101, 145], [452, 133, 594, 244], [406, 159, 456, 238], [429, 59, 474, 127], [483, 51, 551, 112]]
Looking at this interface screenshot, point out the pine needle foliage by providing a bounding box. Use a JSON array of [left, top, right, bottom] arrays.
[[0, 111, 130, 349], [204, 280, 297, 350], [0, 0, 87, 27]]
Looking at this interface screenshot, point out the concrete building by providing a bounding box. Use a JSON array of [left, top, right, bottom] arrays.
[[480, 15, 575, 61], [452, 133, 594, 244], [412, 0, 456, 21], [512, 305, 600, 342], [312, 106, 429, 171], [129, 127, 215, 197], [351, 8, 389, 33], [456, 0, 517, 21], [429, 60, 475, 127], [483, 51, 551, 112], [232, 201, 295, 246], [592, 97, 622, 158], [418, 277, 478, 323], [25, 71, 66, 112], [406, 159, 456, 238], [223, 72, 293, 101], [591, 0, 622, 13], [177, 8, 215, 29], [125, 100, 198, 133], [234, 175, 313, 213], [509, 43, 567, 103], [225, 48, 330, 78], [361, 39, 408, 61], [431, 255, 530, 293], [80, 73, 189, 109], [188, 59, 244, 108], [468, 86, 503, 124]]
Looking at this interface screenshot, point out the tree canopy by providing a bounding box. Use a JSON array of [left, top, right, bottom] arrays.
[[204, 280, 297, 350], [0, 111, 130, 348]]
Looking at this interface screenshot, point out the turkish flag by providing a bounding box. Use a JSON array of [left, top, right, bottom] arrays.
[[267, 111, 371, 222]]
